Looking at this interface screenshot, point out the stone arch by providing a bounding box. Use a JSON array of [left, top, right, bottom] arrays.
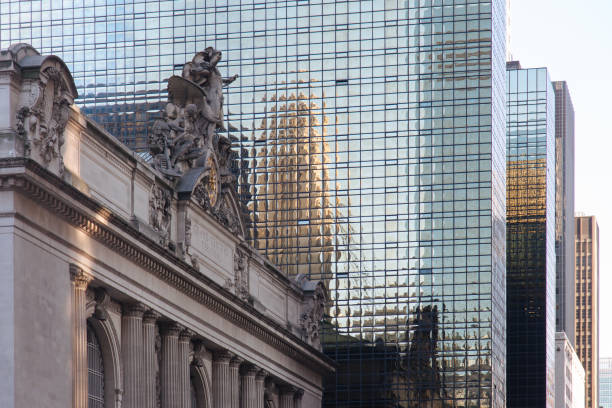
[[86, 303, 123, 408], [190, 363, 212, 408]]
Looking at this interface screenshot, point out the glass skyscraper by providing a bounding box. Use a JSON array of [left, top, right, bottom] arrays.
[[505, 63, 556, 408], [553, 81, 576, 347], [1, 1, 507, 406], [600, 358, 612, 408]]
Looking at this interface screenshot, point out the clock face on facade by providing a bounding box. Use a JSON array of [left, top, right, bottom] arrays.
[[207, 155, 219, 208]]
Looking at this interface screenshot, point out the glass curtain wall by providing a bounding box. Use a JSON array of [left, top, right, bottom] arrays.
[[505, 66, 556, 408], [1, 1, 507, 406]]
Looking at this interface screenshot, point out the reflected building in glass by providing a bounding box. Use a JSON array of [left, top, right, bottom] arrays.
[[505, 62, 556, 408], [2, 0, 508, 406]]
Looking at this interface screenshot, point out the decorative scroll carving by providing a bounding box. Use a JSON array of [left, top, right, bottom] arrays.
[[232, 247, 249, 302], [299, 280, 327, 350], [149, 183, 171, 245], [93, 287, 112, 321]]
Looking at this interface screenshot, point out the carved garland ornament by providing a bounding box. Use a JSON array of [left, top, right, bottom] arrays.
[[149, 183, 172, 245], [233, 247, 249, 302]]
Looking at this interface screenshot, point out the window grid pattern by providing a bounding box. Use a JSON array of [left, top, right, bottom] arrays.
[[505, 66, 556, 408], [2, 1, 507, 406], [87, 323, 105, 408], [600, 358, 612, 408], [575, 216, 599, 408]]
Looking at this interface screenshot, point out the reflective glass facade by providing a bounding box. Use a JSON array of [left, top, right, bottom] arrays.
[[505, 65, 556, 408], [600, 358, 612, 408], [2, 1, 507, 406]]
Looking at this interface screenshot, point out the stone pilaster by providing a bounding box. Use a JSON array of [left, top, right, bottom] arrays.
[[279, 385, 297, 408], [212, 351, 233, 408], [142, 310, 161, 408], [122, 302, 146, 408], [70, 264, 92, 408], [229, 356, 243, 408], [240, 364, 259, 408], [255, 370, 268, 408], [161, 322, 184, 408], [178, 329, 193, 408]]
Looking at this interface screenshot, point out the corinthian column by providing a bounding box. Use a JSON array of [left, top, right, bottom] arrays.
[[294, 389, 304, 408], [161, 322, 184, 408], [178, 329, 193, 408], [255, 370, 268, 408], [70, 264, 92, 408], [212, 351, 233, 408], [142, 310, 160, 408], [240, 364, 259, 408], [278, 385, 296, 408], [229, 356, 243, 408], [122, 302, 146, 408]]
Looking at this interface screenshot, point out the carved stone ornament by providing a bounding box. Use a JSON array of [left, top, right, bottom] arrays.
[[8, 44, 78, 176], [149, 183, 172, 245], [149, 47, 247, 237], [149, 47, 238, 182], [232, 247, 249, 301], [299, 280, 327, 350]]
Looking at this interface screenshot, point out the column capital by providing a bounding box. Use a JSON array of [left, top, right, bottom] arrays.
[[212, 349, 234, 363], [240, 363, 259, 377], [69, 264, 92, 290], [179, 328, 195, 342], [294, 388, 304, 398], [142, 309, 161, 324], [122, 302, 146, 317], [255, 369, 268, 382], [229, 355, 244, 368], [160, 321, 184, 336], [278, 384, 297, 395]]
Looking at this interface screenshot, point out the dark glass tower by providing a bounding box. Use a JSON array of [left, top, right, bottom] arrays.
[[553, 81, 575, 346], [505, 63, 556, 408], [2, 1, 508, 406]]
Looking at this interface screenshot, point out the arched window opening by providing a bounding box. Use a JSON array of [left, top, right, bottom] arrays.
[[87, 322, 105, 408]]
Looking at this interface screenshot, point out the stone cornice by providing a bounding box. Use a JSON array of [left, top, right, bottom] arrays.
[[0, 157, 335, 375]]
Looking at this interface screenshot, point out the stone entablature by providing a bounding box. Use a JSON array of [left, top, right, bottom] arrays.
[[0, 44, 332, 408]]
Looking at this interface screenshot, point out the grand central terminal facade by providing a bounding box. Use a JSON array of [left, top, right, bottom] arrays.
[[0, 44, 333, 408]]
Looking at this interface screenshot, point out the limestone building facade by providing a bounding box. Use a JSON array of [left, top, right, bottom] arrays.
[[0, 44, 333, 408]]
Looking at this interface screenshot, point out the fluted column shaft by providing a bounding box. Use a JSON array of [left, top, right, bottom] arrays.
[[178, 330, 193, 408], [229, 357, 243, 408], [161, 323, 183, 408], [70, 265, 92, 408], [122, 303, 146, 408], [240, 365, 259, 408], [255, 370, 267, 408], [279, 385, 296, 408], [143, 310, 160, 408], [213, 351, 233, 408]]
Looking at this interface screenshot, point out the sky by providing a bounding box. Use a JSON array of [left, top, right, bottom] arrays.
[[508, 0, 612, 357]]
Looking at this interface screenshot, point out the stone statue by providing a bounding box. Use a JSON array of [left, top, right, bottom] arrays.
[[149, 47, 239, 179]]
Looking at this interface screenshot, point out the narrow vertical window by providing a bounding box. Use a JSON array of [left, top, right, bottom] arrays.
[[87, 323, 105, 408]]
